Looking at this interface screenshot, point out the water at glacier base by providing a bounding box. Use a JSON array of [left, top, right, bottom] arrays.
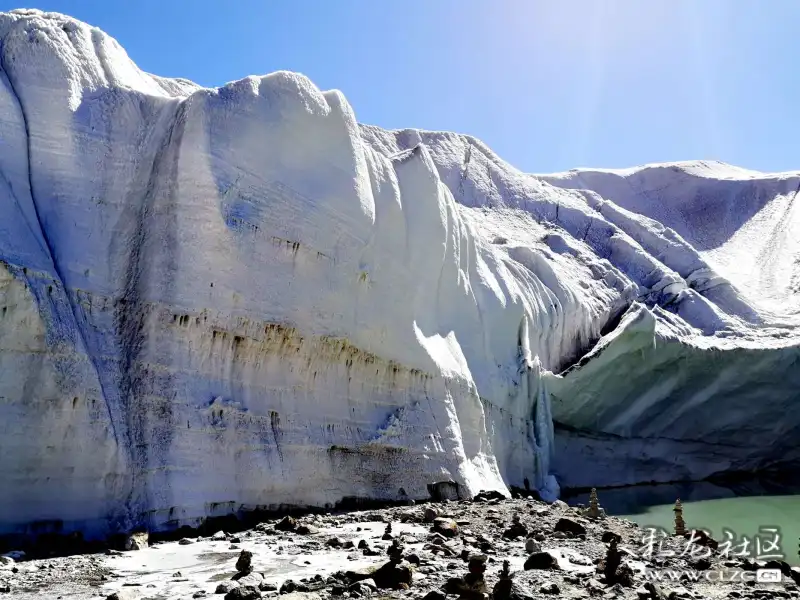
[[565, 478, 800, 565]]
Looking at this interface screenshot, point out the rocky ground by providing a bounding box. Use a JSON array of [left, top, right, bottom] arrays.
[[1, 493, 798, 600]]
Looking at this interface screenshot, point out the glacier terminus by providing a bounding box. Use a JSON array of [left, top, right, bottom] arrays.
[[1, 9, 799, 541]]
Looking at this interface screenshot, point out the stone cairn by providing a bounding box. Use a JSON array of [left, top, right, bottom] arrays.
[[464, 554, 488, 594], [382, 522, 394, 540], [673, 499, 686, 536], [235, 549, 253, 575], [587, 488, 602, 519], [387, 538, 404, 561], [583, 488, 605, 519]]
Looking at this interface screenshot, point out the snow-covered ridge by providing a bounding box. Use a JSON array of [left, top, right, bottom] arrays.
[[0, 9, 798, 541]]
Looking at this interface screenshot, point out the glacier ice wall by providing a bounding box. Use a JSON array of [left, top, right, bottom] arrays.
[[1, 9, 799, 539]]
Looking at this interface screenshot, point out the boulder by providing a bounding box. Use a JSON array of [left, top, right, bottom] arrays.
[[370, 560, 413, 589], [524, 551, 559, 570], [423, 507, 440, 523], [216, 581, 240, 594], [554, 517, 586, 537], [525, 538, 541, 553], [432, 518, 459, 538], [275, 516, 297, 532], [296, 524, 319, 535], [224, 587, 261, 600], [234, 573, 264, 587]]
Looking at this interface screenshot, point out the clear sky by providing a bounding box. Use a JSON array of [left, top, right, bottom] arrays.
[[4, 0, 799, 173]]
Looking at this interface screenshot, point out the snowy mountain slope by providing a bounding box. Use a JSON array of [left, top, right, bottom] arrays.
[[0, 9, 798, 540], [539, 162, 800, 320]]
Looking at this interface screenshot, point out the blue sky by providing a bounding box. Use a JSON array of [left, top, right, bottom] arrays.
[[5, 0, 799, 173]]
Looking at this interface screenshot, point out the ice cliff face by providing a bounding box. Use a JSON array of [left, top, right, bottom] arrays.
[[1, 9, 798, 540]]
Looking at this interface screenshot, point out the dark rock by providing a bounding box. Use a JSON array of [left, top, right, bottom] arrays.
[[492, 579, 533, 600], [259, 582, 278, 592], [524, 551, 559, 570], [443, 577, 486, 600], [602, 538, 621, 577], [325, 537, 343, 548], [525, 538, 540, 553], [422, 591, 446, 600], [296, 524, 319, 535], [640, 582, 666, 600], [370, 560, 413, 589], [281, 580, 304, 594], [473, 490, 506, 502], [739, 558, 766, 571], [424, 507, 439, 523], [468, 554, 487, 574], [341, 567, 376, 585], [387, 539, 404, 560], [224, 586, 261, 600], [684, 529, 718, 550], [105, 592, 139, 600], [554, 517, 586, 537], [539, 582, 559, 595], [179, 538, 195, 545], [406, 553, 421, 565], [764, 559, 793, 577], [429, 481, 461, 502], [689, 557, 711, 571], [601, 530, 622, 544], [216, 581, 240, 594], [193, 592, 207, 599], [502, 521, 527, 540], [432, 518, 459, 538], [275, 516, 297, 532], [236, 550, 253, 573]]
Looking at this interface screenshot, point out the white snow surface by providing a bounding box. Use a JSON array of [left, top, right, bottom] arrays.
[[0, 10, 798, 539]]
